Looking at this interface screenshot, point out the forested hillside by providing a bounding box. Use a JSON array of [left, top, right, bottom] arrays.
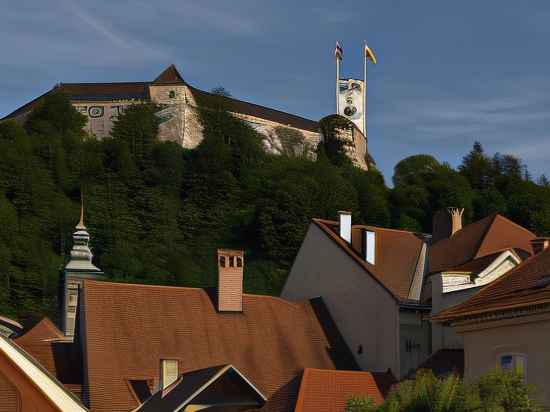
[[1, 92, 549, 323]]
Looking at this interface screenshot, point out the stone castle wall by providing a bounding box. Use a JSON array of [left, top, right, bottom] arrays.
[[71, 84, 368, 169]]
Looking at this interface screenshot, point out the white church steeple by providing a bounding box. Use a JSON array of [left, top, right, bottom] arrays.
[[62, 196, 103, 338]]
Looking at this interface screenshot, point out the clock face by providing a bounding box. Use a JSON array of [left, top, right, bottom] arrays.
[[338, 79, 363, 126], [344, 105, 357, 116]]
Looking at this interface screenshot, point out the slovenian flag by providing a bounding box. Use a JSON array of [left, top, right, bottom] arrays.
[[334, 41, 343, 60], [364, 42, 377, 64]]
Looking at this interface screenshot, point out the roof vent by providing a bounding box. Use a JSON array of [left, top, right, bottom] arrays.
[[531, 238, 550, 255], [338, 211, 352, 244], [217, 249, 244, 312]]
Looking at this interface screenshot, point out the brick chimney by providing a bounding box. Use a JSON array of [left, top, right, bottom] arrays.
[[531, 238, 550, 255], [338, 211, 352, 244], [217, 249, 244, 312]]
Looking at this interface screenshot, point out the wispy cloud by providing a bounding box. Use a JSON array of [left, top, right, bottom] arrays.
[[61, 1, 170, 61]]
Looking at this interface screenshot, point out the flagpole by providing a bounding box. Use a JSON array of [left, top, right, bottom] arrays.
[[363, 42, 367, 137], [336, 53, 340, 114]]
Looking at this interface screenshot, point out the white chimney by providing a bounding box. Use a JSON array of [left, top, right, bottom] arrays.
[[338, 211, 352, 243], [364, 230, 376, 265]]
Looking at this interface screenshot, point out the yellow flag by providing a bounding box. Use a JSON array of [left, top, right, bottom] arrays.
[[364, 43, 377, 64]]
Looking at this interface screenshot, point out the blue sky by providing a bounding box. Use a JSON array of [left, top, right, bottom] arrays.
[[2, 1, 550, 182]]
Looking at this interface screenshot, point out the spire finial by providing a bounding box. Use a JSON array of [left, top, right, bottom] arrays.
[[76, 191, 86, 230]]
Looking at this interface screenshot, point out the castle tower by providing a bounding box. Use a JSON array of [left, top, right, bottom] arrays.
[[334, 42, 377, 136], [62, 199, 103, 338]]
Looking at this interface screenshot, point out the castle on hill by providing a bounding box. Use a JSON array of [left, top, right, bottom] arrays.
[[3, 63, 374, 169]]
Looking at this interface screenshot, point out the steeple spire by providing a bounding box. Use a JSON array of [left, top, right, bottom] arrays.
[[76, 193, 86, 230]]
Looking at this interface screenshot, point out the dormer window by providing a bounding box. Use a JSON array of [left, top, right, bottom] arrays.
[[169, 90, 176, 99], [160, 359, 179, 390]]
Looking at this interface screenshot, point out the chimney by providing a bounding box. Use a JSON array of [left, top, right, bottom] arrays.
[[432, 208, 464, 243], [338, 211, 352, 243], [217, 249, 244, 312], [449, 208, 464, 236], [363, 230, 376, 265], [531, 238, 550, 255]]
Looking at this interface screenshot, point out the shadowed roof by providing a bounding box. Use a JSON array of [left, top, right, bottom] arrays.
[[434, 248, 550, 322], [152, 64, 185, 85], [407, 349, 464, 378], [136, 364, 266, 412], [14, 318, 83, 388], [312, 219, 426, 302], [294, 368, 385, 412], [429, 213, 535, 274], [81, 280, 352, 412]]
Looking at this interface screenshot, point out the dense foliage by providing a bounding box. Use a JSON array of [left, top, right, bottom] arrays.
[[0, 92, 549, 322], [345, 369, 543, 412]]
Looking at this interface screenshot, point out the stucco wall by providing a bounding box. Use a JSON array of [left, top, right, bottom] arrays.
[[400, 311, 431, 377], [281, 223, 400, 376], [457, 311, 550, 406], [431, 274, 479, 352]]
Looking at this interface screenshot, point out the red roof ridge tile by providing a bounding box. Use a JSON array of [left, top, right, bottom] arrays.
[[82, 279, 311, 309]]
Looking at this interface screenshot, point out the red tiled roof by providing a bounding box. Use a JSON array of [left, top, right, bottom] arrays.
[[152, 64, 185, 85], [81, 280, 348, 412], [294, 368, 385, 412], [434, 248, 550, 322], [313, 219, 425, 302], [444, 250, 517, 275], [429, 214, 535, 274], [15, 318, 83, 388]]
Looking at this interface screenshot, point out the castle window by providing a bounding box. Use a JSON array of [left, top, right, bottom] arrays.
[[169, 90, 176, 99]]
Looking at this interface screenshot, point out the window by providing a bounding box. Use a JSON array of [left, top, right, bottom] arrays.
[[160, 359, 179, 389], [236, 257, 243, 267], [229, 256, 235, 267], [68, 293, 78, 306], [219, 256, 226, 268], [169, 90, 176, 99], [499, 354, 527, 379]]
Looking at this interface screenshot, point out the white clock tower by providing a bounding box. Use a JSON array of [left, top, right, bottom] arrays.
[[334, 41, 377, 137]]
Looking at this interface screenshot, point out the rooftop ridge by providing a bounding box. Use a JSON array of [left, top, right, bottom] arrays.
[[312, 218, 426, 236], [188, 85, 318, 127], [81, 279, 310, 308]]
